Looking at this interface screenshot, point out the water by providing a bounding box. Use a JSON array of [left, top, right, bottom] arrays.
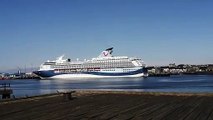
[[0, 75, 213, 97]]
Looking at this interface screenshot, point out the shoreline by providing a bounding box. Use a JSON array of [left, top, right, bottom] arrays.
[[3, 88, 213, 101], [1, 73, 213, 80], [2, 90, 213, 102]]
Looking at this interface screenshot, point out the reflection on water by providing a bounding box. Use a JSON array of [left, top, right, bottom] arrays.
[[0, 75, 213, 97]]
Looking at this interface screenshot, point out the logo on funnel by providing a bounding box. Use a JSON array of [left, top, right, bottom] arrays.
[[103, 51, 109, 56]]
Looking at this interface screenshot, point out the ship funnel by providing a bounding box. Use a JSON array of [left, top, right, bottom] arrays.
[[105, 47, 113, 54], [98, 47, 113, 58]]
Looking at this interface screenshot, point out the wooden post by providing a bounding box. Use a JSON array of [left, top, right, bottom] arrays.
[[63, 93, 72, 100], [59, 90, 76, 100], [0, 83, 13, 99]]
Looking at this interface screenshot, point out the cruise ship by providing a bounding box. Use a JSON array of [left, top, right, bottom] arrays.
[[33, 48, 148, 79]]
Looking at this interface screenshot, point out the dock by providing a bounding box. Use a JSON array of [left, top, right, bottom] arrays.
[[0, 91, 213, 120]]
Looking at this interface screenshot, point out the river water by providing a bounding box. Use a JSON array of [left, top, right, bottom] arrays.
[[0, 75, 213, 97]]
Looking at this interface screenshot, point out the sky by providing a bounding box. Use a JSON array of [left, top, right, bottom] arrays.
[[0, 0, 213, 72]]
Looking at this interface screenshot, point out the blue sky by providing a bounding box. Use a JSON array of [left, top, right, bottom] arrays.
[[0, 0, 213, 72]]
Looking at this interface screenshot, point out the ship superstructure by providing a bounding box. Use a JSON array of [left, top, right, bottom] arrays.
[[34, 48, 148, 79]]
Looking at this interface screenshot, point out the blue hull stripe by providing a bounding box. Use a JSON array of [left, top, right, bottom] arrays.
[[34, 68, 147, 78]]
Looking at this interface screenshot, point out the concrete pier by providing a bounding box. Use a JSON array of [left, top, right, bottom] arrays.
[[0, 91, 213, 120]]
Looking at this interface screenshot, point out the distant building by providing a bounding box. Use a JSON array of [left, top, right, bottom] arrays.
[[169, 63, 176, 68]]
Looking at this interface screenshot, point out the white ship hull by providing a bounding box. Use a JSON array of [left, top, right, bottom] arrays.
[[45, 73, 147, 79]]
